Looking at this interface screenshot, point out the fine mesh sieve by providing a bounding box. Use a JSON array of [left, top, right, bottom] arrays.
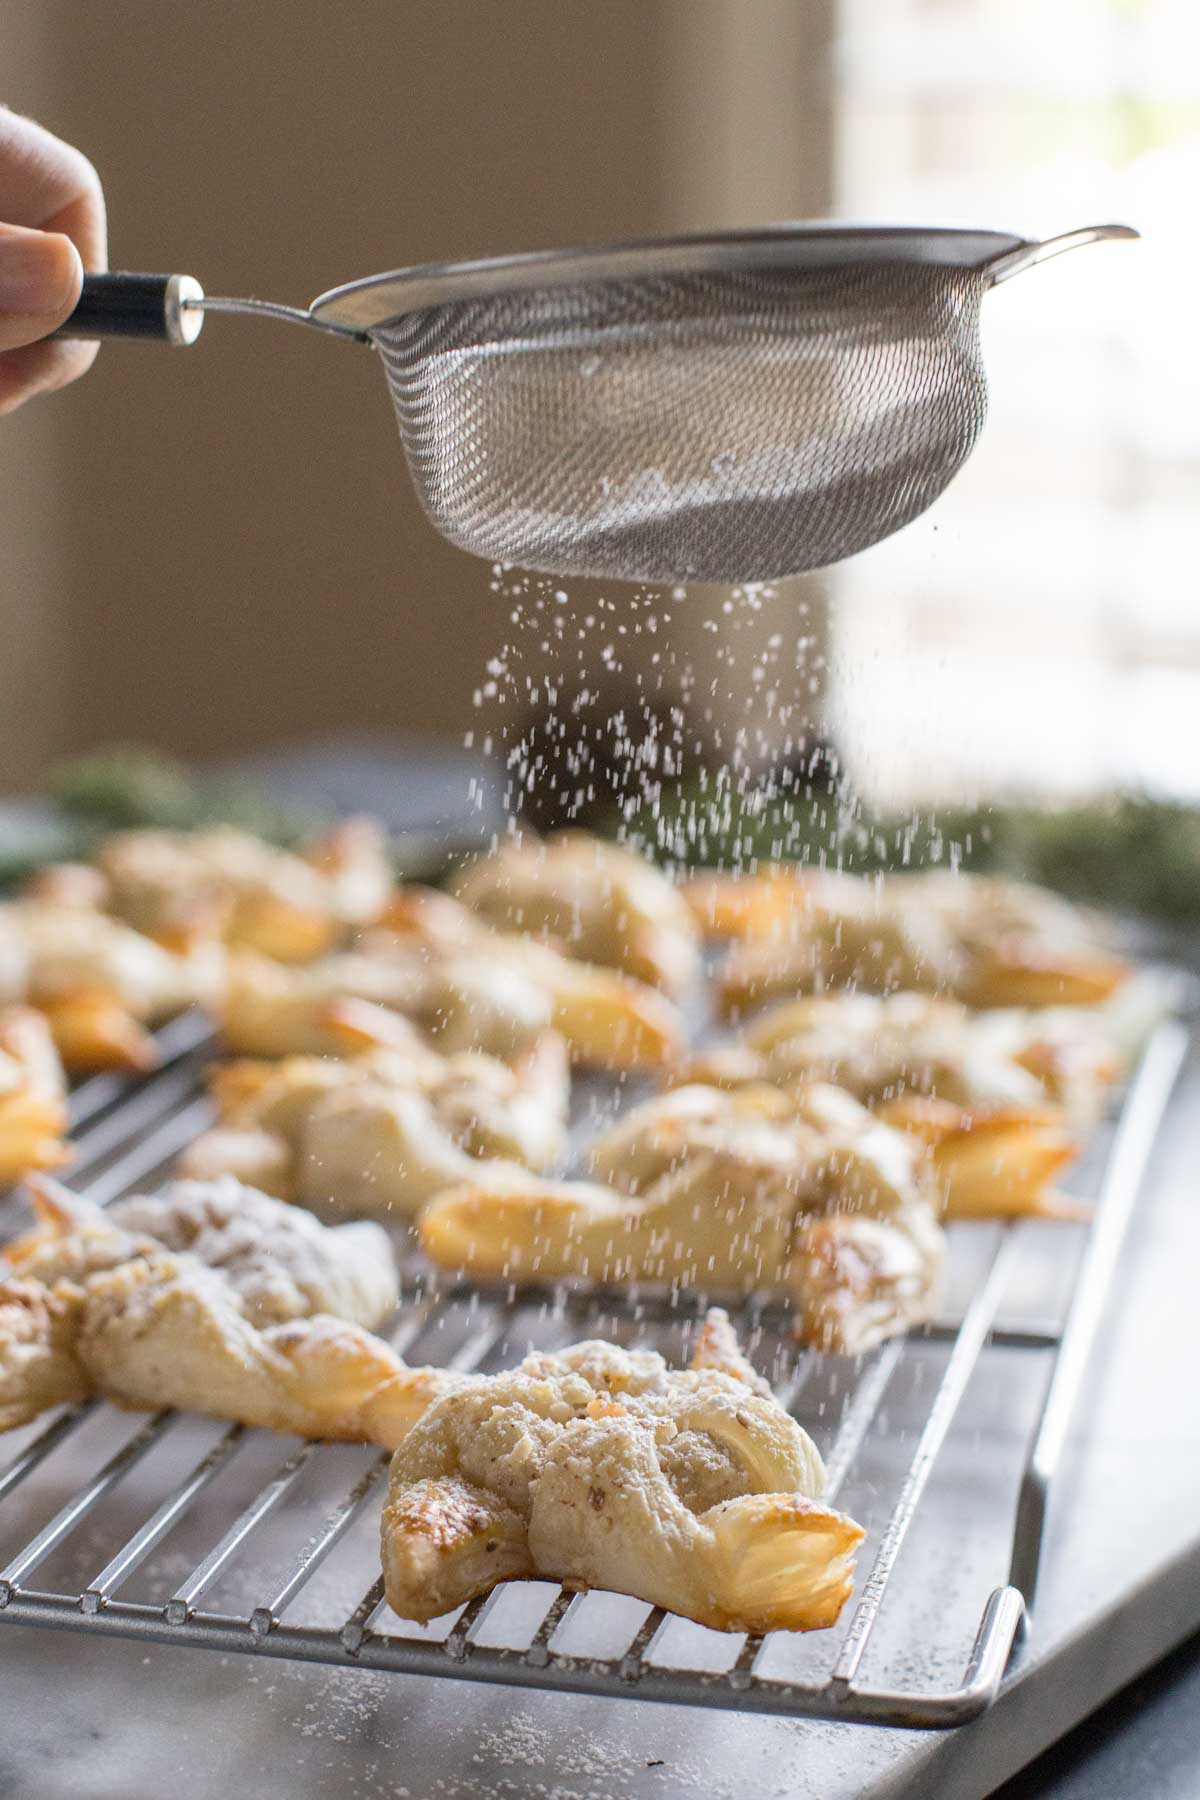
[[58, 222, 1137, 584]]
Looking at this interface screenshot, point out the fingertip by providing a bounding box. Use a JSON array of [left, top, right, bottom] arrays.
[[0, 223, 84, 344], [23, 228, 83, 324], [45, 230, 85, 318]]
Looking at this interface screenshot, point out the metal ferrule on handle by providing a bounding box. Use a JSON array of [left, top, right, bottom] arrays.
[[54, 272, 206, 344]]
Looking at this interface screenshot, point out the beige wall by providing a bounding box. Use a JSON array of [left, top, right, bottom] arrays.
[[1, 0, 834, 793]]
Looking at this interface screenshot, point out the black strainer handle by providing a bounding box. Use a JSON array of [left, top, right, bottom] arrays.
[[52, 272, 206, 344]]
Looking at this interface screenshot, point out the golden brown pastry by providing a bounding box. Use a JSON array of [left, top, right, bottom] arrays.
[[215, 951, 423, 1061], [76, 1254, 452, 1446], [3, 1184, 158, 1288], [365, 883, 690, 1063], [9, 1174, 399, 1329], [220, 922, 683, 1073], [672, 992, 1118, 1221], [0, 1277, 90, 1431], [419, 1084, 944, 1352], [0, 1006, 70, 1185], [381, 1308, 863, 1632], [32, 818, 394, 961], [685, 868, 799, 941], [0, 900, 219, 1071], [0, 1177, 452, 1445], [180, 1034, 569, 1219], [689, 868, 1128, 1014], [883, 1103, 1082, 1222], [682, 991, 1115, 1114], [927, 872, 1129, 1009], [451, 831, 702, 994]]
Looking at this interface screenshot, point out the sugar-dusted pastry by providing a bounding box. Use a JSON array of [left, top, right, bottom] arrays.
[[381, 1307, 863, 1632], [685, 868, 800, 941], [916, 872, 1130, 1008], [0, 1179, 451, 1444], [419, 1084, 944, 1352], [76, 1254, 455, 1446], [673, 992, 1119, 1220], [0, 901, 219, 1070], [451, 831, 702, 994], [217, 952, 426, 1061], [10, 1175, 399, 1330], [180, 1034, 569, 1219], [690, 868, 1128, 1013], [367, 885, 689, 1066], [31, 818, 393, 962], [681, 991, 1118, 1116], [0, 1006, 71, 1185], [220, 924, 683, 1073], [980, 1005, 1127, 1122], [0, 1277, 90, 1431], [3, 1186, 156, 1290]]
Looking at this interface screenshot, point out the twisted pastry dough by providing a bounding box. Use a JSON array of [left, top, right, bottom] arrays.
[[382, 1309, 862, 1632], [33, 818, 393, 961], [419, 1084, 944, 1352], [0, 1006, 70, 1184], [687, 868, 1128, 1014], [8, 1174, 398, 1329], [451, 830, 701, 994], [0, 1176, 452, 1444], [0, 901, 218, 1070], [77, 1254, 452, 1446], [673, 992, 1119, 1221], [220, 911, 683, 1073], [180, 1034, 569, 1219], [0, 1278, 90, 1431]]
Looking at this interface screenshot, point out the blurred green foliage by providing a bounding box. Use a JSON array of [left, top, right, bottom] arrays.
[[51, 748, 323, 845], [612, 783, 1200, 928], [0, 750, 1194, 930]]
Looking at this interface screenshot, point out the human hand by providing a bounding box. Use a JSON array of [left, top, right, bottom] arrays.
[[0, 107, 106, 414]]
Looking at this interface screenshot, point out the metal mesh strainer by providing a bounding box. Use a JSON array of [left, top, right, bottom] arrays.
[[58, 222, 1136, 584]]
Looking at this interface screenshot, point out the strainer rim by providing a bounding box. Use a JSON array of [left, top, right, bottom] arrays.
[[308, 222, 1028, 333]]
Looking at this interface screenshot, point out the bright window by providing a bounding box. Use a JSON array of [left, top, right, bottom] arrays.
[[830, 0, 1200, 804]]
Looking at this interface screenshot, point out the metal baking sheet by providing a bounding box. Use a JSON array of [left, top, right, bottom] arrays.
[[0, 1025, 1196, 1796]]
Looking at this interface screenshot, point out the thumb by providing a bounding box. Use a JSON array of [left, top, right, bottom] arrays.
[[0, 221, 83, 352]]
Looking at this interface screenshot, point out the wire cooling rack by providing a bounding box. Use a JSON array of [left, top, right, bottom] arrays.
[[0, 1012, 1187, 1730]]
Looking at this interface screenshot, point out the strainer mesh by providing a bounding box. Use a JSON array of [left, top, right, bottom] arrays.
[[372, 262, 989, 584]]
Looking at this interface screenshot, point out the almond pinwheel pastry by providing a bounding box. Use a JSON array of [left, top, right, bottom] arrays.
[[419, 1084, 944, 1353], [381, 1307, 863, 1632], [178, 1034, 570, 1219], [0, 900, 219, 1071], [31, 818, 393, 962], [220, 921, 683, 1072], [8, 1174, 399, 1329], [0, 1006, 70, 1185], [692, 868, 1128, 1014], [673, 992, 1120, 1220], [451, 830, 701, 994]]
